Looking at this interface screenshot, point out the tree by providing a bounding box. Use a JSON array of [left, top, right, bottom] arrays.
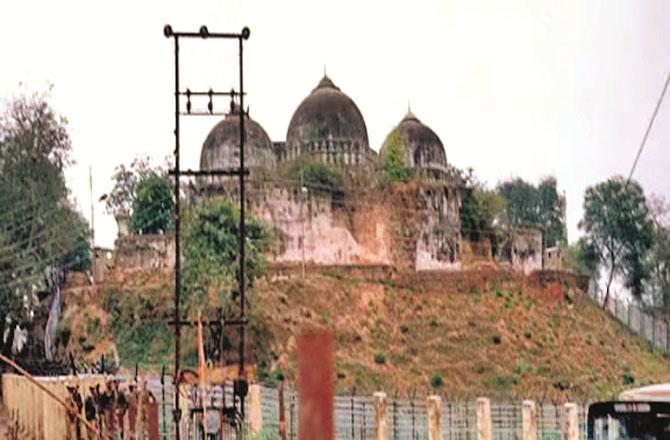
[[645, 194, 670, 312], [564, 238, 599, 277], [182, 198, 269, 310], [130, 173, 174, 235], [104, 156, 152, 218], [460, 170, 507, 250], [0, 92, 89, 358], [380, 130, 415, 183], [581, 176, 653, 305], [497, 176, 567, 246]]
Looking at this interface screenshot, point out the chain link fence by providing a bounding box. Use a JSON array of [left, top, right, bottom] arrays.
[[145, 381, 588, 439], [587, 280, 670, 353]]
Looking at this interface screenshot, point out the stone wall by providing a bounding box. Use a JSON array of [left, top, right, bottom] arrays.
[[254, 186, 393, 266], [114, 233, 175, 270], [413, 185, 461, 271], [497, 228, 543, 274]]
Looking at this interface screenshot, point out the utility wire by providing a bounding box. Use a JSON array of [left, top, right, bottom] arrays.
[[627, 71, 670, 182]]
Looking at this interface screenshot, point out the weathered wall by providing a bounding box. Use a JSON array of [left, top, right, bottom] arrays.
[[114, 234, 175, 270], [116, 180, 463, 274], [497, 228, 543, 274], [544, 246, 562, 271], [253, 187, 393, 266], [413, 185, 461, 271]]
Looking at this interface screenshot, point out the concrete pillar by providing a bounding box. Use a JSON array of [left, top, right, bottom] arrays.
[[563, 403, 579, 440], [374, 392, 388, 440], [476, 397, 492, 440], [248, 384, 263, 435], [427, 395, 442, 440], [522, 400, 537, 440]]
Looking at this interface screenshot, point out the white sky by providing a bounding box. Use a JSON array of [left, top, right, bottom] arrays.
[[1, 0, 669, 248]]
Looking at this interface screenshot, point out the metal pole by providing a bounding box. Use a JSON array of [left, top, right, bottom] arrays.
[[172, 34, 182, 440], [237, 31, 247, 420], [301, 169, 305, 278], [161, 365, 167, 439]]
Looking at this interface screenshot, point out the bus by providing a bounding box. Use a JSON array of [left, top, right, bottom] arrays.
[[588, 384, 670, 439]]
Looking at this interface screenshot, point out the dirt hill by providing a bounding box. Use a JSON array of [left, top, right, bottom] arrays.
[[61, 267, 670, 402]]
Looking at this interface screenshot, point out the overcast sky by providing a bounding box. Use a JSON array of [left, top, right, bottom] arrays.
[[1, 0, 669, 248]]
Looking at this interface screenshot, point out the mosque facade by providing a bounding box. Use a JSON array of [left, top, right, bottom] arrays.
[[197, 74, 463, 272]]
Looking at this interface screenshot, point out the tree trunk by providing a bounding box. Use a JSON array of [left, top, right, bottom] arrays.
[[603, 255, 617, 309], [2, 323, 16, 357]]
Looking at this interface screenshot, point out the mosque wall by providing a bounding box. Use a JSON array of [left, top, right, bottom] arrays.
[[496, 227, 543, 275]]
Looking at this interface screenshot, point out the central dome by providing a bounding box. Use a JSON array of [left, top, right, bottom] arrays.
[[286, 75, 372, 166]]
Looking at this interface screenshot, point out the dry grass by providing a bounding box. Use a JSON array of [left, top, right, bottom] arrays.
[[62, 267, 670, 402], [256, 269, 670, 402]]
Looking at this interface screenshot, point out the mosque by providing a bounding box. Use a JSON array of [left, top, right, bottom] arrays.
[[107, 74, 545, 277], [200, 74, 451, 183], [196, 74, 462, 272]]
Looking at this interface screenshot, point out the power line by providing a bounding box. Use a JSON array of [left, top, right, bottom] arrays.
[[627, 71, 670, 182]]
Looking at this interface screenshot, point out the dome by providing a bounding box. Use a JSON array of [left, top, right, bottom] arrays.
[[286, 75, 372, 165], [379, 110, 448, 179], [200, 103, 276, 171]]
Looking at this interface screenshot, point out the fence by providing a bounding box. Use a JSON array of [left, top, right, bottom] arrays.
[[587, 280, 670, 353], [3, 371, 589, 439]]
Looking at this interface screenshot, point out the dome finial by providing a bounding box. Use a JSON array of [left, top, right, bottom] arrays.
[[404, 102, 418, 122], [314, 71, 339, 92]]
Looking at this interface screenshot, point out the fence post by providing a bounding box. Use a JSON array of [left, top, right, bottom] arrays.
[[248, 384, 263, 435], [279, 382, 287, 440], [563, 403, 578, 440], [427, 395, 442, 440], [522, 400, 537, 440], [374, 392, 389, 440], [476, 397, 492, 440]]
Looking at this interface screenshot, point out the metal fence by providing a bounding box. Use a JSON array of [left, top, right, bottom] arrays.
[[146, 382, 588, 439], [587, 281, 670, 353]]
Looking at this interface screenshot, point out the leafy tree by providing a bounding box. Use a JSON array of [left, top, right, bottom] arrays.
[[182, 198, 269, 310], [564, 238, 598, 277], [0, 92, 89, 357], [380, 130, 415, 183], [645, 194, 670, 312], [497, 176, 567, 246], [64, 213, 92, 272], [460, 171, 507, 250], [581, 176, 653, 305], [130, 173, 174, 235], [104, 156, 152, 218]]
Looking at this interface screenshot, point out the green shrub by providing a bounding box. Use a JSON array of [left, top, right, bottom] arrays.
[[492, 334, 502, 344], [380, 130, 414, 183], [374, 353, 386, 365], [289, 157, 345, 194], [622, 367, 635, 385], [513, 360, 531, 375], [430, 372, 444, 389]]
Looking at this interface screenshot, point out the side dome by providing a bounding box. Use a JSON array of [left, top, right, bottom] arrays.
[[200, 103, 276, 171], [286, 75, 373, 166], [379, 110, 448, 179]]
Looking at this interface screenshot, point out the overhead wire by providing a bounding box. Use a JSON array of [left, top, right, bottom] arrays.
[[627, 71, 670, 183]]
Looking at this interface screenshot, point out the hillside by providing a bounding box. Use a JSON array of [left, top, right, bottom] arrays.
[[60, 268, 670, 402]]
